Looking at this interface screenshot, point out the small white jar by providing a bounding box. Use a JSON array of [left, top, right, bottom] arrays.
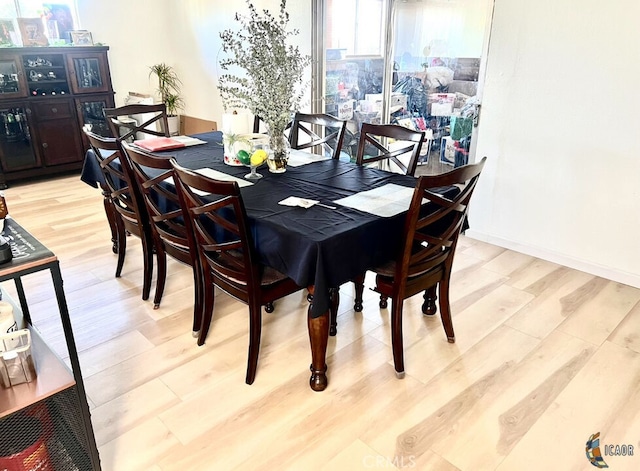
[[0, 301, 17, 350]]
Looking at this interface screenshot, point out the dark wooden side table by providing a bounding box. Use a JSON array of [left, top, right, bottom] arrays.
[[0, 217, 101, 470]]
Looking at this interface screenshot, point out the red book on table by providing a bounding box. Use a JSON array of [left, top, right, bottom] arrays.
[[134, 137, 186, 152]]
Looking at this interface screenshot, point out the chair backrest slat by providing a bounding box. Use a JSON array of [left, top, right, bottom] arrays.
[[171, 162, 260, 290], [289, 112, 347, 159], [104, 104, 170, 142], [398, 157, 487, 282], [84, 130, 147, 227], [356, 123, 424, 176], [121, 141, 194, 266]]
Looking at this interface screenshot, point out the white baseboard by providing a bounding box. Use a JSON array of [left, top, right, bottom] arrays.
[[464, 230, 640, 289]]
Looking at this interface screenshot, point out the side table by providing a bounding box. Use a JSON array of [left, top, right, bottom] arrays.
[[0, 217, 100, 470]]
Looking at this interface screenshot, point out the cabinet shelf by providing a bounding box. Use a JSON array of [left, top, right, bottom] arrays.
[[24, 65, 65, 70], [28, 80, 67, 85]]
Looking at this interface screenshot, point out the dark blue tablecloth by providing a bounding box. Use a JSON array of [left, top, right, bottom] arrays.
[[81, 132, 428, 318]]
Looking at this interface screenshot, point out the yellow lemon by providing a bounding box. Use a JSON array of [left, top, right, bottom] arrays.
[[250, 149, 268, 166]]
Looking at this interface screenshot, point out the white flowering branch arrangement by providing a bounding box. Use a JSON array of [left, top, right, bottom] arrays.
[[218, 0, 310, 157]]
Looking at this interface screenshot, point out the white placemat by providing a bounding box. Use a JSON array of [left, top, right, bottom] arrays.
[[286, 148, 332, 167], [166, 167, 253, 196], [172, 135, 207, 146], [193, 168, 253, 188], [334, 183, 418, 217]]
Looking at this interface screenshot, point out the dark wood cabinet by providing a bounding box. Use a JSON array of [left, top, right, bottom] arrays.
[[0, 46, 114, 188]]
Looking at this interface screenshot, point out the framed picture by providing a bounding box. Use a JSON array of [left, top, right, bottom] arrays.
[[0, 19, 18, 47], [17, 18, 49, 47], [43, 3, 74, 42], [70, 30, 93, 46]]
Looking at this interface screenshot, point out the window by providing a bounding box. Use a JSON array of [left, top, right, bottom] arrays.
[[0, 0, 78, 43], [326, 0, 384, 56]]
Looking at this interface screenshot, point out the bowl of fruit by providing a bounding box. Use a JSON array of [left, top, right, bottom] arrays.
[[242, 143, 269, 180], [223, 133, 268, 166]]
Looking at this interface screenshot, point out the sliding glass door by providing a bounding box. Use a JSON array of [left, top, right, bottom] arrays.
[[314, 0, 493, 168]]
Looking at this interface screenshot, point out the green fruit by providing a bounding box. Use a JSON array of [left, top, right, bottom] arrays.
[[237, 149, 251, 165]]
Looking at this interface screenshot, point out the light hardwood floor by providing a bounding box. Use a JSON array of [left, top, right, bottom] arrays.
[[4, 173, 640, 470]]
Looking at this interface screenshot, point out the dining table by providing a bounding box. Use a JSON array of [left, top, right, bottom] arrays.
[[81, 131, 451, 391]]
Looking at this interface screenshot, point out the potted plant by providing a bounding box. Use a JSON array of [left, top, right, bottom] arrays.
[[218, 0, 310, 172], [149, 63, 184, 135]]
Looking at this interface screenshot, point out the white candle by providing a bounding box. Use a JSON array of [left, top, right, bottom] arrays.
[[221, 112, 251, 135]]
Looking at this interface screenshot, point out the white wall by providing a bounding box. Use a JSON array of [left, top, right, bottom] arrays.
[[79, 0, 311, 122], [77, 0, 175, 105], [469, 0, 640, 287], [78, 0, 640, 288]]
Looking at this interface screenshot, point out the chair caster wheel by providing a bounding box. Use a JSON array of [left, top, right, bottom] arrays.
[[354, 302, 363, 312], [379, 300, 388, 309], [307, 293, 313, 302], [329, 326, 337, 336], [265, 302, 274, 313]]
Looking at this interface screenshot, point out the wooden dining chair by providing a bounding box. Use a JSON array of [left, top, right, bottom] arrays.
[[120, 141, 203, 338], [252, 114, 293, 137], [171, 161, 303, 384], [104, 103, 170, 142], [347, 123, 426, 323], [355, 123, 424, 176], [83, 130, 154, 301], [288, 112, 347, 159], [372, 157, 486, 378]]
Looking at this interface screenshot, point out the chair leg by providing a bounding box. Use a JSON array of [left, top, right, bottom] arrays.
[[438, 276, 455, 343], [353, 273, 364, 312], [329, 287, 339, 336], [114, 217, 126, 278], [422, 285, 438, 315], [245, 298, 263, 385], [152, 241, 167, 309], [100, 184, 118, 254], [140, 232, 154, 301], [197, 273, 215, 346], [390, 297, 405, 378], [191, 264, 203, 337]]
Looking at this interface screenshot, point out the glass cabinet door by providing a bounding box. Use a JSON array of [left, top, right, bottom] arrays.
[[66, 52, 110, 94], [75, 94, 115, 149], [0, 105, 39, 172], [0, 54, 28, 99]]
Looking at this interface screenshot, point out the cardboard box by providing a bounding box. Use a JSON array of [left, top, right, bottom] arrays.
[[439, 136, 456, 165], [364, 93, 408, 112], [180, 115, 218, 135], [429, 93, 456, 116]]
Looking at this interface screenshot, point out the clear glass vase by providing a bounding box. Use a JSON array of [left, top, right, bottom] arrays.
[[266, 133, 290, 173]]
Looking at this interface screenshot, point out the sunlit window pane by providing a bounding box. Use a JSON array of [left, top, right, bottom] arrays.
[[327, 0, 383, 56]]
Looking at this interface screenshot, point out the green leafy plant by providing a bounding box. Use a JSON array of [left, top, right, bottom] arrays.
[[149, 63, 185, 116], [218, 0, 311, 157]]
